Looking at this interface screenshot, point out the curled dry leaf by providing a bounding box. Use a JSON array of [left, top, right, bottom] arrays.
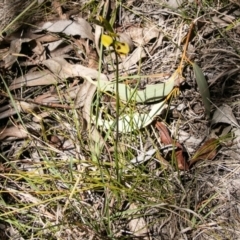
[[189, 138, 218, 167], [155, 121, 189, 170]]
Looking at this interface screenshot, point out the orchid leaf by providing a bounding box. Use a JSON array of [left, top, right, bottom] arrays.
[[192, 62, 211, 117]]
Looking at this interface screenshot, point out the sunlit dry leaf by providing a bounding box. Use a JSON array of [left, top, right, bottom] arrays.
[[0, 100, 37, 119], [166, 0, 184, 8], [36, 18, 94, 40], [0, 125, 28, 140], [42, 57, 108, 81], [189, 138, 218, 167], [51, 45, 73, 58], [125, 26, 159, 46], [178, 129, 203, 153], [130, 149, 156, 165], [94, 25, 102, 57], [4, 39, 29, 68], [211, 104, 239, 127], [233, 128, 240, 149], [29, 39, 45, 58], [52, 0, 64, 19], [45, 39, 64, 52], [128, 203, 150, 240], [10, 70, 57, 90], [119, 46, 147, 71]]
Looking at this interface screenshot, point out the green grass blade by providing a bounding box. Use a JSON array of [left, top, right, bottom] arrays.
[[192, 62, 211, 118]]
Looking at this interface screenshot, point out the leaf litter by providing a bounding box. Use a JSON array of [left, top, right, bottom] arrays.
[[0, 0, 240, 239]]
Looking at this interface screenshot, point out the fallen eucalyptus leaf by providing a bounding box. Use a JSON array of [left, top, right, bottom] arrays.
[[36, 18, 94, 40], [128, 203, 150, 240], [130, 149, 156, 165], [125, 25, 159, 46], [10, 70, 57, 90], [4, 38, 31, 68], [42, 57, 108, 81], [211, 104, 239, 127], [0, 125, 28, 140]]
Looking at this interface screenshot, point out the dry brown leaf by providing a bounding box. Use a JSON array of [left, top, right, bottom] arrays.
[[128, 203, 150, 240], [3, 39, 30, 68], [34, 85, 80, 104], [42, 57, 109, 81], [0, 125, 28, 140], [155, 121, 172, 145], [155, 122, 189, 170], [51, 45, 73, 58], [175, 146, 189, 171], [52, 0, 65, 19], [9, 55, 106, 90], [45, 39, 64, 52], [125, 26, 159, 46], [189, 138, 218, 167], [118, 46, 147, 72], [10, 70, 58, 90], [211, 104, 239, 128], [36, 18, 94, 40], [0, 101, 37, 119], [88, 48, 98, 69]]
